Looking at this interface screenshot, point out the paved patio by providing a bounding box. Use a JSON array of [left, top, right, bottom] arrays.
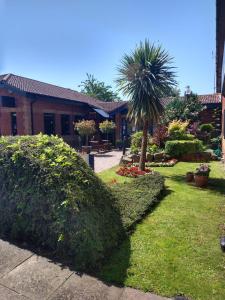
[[0, 239, 170, 300], [94, 150, 123, 173]]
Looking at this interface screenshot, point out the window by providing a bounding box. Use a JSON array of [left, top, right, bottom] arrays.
[[61, 114, 70, 135], [11, 112, 17, 135], [2, 96, 16, 107], [44, 113, 55, 135]]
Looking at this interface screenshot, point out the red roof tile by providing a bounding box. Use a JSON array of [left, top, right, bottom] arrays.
[[0, 73, 127, 113], [160, 94, 221, 107]]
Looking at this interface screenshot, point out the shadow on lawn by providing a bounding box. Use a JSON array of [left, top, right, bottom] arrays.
[[167, 174, 225, 196], [94, 187, 173, 286], [207, 177, 225, 195]]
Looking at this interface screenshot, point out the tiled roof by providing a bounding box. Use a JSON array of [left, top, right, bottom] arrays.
[[0, 74, 220, 114], [99, 101, 128, 113], [0, 73, 127, 113], [160, 94, 221, 107]]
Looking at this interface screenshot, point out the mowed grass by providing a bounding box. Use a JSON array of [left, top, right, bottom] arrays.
[[98, 162, 225, 300]]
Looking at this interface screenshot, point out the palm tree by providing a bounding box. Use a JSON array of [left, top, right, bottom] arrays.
[[117, 40, 177, 170]]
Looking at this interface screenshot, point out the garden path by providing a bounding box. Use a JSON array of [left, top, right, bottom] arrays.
[[94, 150, 123, 173], [0, 239, 170, 300]]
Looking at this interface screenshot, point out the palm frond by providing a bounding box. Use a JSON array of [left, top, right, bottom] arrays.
[[116, 39, 177, 125]]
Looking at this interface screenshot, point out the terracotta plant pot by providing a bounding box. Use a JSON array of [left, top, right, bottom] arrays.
[[186, 172, 194, 182], [82, 146, 92, 154], [194, 175, 209, 187]]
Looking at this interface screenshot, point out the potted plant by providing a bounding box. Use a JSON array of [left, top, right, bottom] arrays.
[[74, 120, 96, 153], [194, 164, 210, 187], [186, 171, 194, 182], [99, 120, 116, 141]]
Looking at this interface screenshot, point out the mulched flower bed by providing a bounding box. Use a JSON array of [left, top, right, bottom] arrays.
[[132, 159, 178, 168]]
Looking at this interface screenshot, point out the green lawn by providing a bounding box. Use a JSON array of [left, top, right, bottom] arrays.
[[98, 162, 225, 300]]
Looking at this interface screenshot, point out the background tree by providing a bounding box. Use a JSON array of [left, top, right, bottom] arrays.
[[166, 87, 181, 97], [79, 73, 120, 102], [163, 93, 205, 124], [117, 40, 176, 170]]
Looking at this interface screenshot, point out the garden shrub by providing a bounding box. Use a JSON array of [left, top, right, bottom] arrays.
[[130, 131, 151, 154], [165, 139, 203, 157], [168, 120, 189, 135], [199, 123, 214, 133], [168, 120, 192, 140], [112, 173, 164, 231], [0, 134, 123, 270]]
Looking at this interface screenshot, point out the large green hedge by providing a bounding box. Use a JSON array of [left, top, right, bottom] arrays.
[[112, 173, 164, 231], [0, 135, 123, 270], [165, 139, 203, 157]]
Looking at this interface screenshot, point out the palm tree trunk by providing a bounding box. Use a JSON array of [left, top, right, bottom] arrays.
[[139, 120, 148, 171]]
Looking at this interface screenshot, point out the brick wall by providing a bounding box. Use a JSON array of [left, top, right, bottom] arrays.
[[0, 87, 122, 147], [0, 88, 89, 145], [0, 89, 28, 135]]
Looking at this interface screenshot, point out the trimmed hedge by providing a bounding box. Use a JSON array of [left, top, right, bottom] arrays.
[[112, 173, 164, 231], [0, 135, 123, 270], [165, 139, 203, 157]]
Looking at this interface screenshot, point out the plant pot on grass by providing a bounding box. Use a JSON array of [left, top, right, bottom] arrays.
[[194, 175, 209, 187], [194, 164, 210, 188], [186, 172, 194, 182]]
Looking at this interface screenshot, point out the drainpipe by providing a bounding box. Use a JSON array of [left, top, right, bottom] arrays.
[[30, 100, 36, 135]]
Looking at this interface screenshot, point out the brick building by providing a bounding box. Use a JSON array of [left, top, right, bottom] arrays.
[[0, 73, 221, 148], [0, 73, 128, 147], [216, 0, 225, 157]]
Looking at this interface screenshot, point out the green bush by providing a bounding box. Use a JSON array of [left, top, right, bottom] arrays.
[[130, 131, 151, 154], [0, 134, 123, 270], [199, 123, 214, 133], [169, 132, 195, 140], [147, 143, 159, 154], [112, 173, 164, 231], [165, 139, 203, 157]]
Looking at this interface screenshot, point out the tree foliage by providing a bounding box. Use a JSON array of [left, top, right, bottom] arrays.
[[79, 73, 120, 102], [164, 93, 205, 124]]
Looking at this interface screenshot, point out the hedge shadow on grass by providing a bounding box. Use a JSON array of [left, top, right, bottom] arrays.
[[96, 178, 171, 287], [206, 178, 225, 196]]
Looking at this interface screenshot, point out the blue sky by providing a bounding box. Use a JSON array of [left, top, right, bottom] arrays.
[[0, 0, 215, 98]]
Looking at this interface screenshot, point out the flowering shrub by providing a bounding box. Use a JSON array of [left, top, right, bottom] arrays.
[[116, 165, 152, 177]]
